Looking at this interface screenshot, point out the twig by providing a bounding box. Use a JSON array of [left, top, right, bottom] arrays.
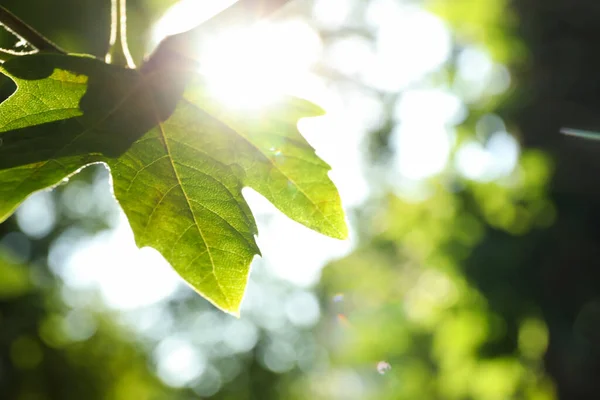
[[106, 0, 136, 68], [142, 0, 293, 72], [0, 5, 65, 54], [0, 46, 37, 63]]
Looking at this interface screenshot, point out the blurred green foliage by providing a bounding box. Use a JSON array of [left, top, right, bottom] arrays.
[[1, 0, 598, 398], [286, 0, 560, 398], [0, 253, 31, 300]]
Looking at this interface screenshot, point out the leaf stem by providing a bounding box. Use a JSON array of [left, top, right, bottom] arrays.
[[106, 0, 136, 68], [0, 6, 65, 54]]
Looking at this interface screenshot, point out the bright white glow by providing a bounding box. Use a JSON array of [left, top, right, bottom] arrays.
[[392, 122, 452, 180], [199, 19, 322, 109], [190, 312, 227, 346], [390, 89, 463, 181], [62, 181, 93, 218], [154, 1, 325, 110], [152, 0, 237, 44], [487, 132, 520, 176], [326, 36, 374, 77], [285, 291, 321, 327], [455, 142, 492, 180], [458, 47, 493, 82], [366, 0, 402, 27], [243, 278, 288, 331], [16, 191, 56, 239], [296, 87, 375, 207], [60, 214, 181, 309], [455, 47, 511, 101], [223, 318, 259, 353], [245, 188, 353, 287], [455, 131, 520, 181], [122, 306, 175, 340], [155, 337, 206, 387], [395, 89, 466, 126], [261, 339, 297, 373], [313, 0, 352, 29], [488, 64, 512, 95], [154, 0, 371, 208], [364, 6, 452, 92]]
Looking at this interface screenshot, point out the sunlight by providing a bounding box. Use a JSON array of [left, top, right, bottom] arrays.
[[153, 1, 322, 110], [152, 0, 237, 42], [199, 20, 322, 109], [148, 1, 357, 289], [53, 213, 182, 310], [365, 4, 451, 92]]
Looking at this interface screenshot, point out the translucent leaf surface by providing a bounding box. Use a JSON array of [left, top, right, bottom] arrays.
[[0, 54, 347, 314]]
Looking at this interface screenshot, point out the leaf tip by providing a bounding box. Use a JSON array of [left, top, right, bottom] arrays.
[[310, 103, 326, 117], [198, 288, 243, 317], [294, 97, 326, 117], [218, 299, 242, 318], [318, 216, 349, 240], [334, 223, 350, 241]]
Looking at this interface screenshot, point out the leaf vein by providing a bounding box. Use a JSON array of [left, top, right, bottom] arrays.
[[125, 155, 168, 193], [154, 119, 231, 310], [182, 98, 344, 238]]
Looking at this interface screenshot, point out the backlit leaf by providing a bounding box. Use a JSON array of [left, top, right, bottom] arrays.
[[0, 53, 347, 314]]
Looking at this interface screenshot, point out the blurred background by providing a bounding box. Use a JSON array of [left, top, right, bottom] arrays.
[[2, 0, 600, 398]]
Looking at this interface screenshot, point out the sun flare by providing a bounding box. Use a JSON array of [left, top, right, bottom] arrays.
[[153, 1, 323, 110]]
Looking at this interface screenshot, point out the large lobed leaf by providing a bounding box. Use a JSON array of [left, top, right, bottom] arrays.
[[0, 54, 347, 314]]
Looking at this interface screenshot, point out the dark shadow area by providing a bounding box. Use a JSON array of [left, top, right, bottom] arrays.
[[460, 1, 600, 398], [0, 53, 188, 170]]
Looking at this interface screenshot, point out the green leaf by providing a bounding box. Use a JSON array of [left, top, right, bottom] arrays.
[[107, 105, 262, 314], [0, 53, 347, 314], [183, 80, 347, 239], [0, 54, 183, 222], [0, 55, 97, 221]]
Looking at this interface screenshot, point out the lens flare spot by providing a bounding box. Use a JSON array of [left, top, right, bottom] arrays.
[[333, 293, 345, 303], [376, 360, 392, 375], [337, 313, 350, 327]]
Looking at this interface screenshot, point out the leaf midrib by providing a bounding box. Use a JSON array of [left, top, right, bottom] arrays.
[[151, 104, 232, 310]]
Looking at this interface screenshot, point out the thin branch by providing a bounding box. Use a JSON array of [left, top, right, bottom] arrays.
[[0, 5, 65, 54], [142, 0, 293, 72], [0, 46, 36, 57], [118, 0, 135, 67], [106, 0, 136, 68], [107, 0, 118, 52]]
